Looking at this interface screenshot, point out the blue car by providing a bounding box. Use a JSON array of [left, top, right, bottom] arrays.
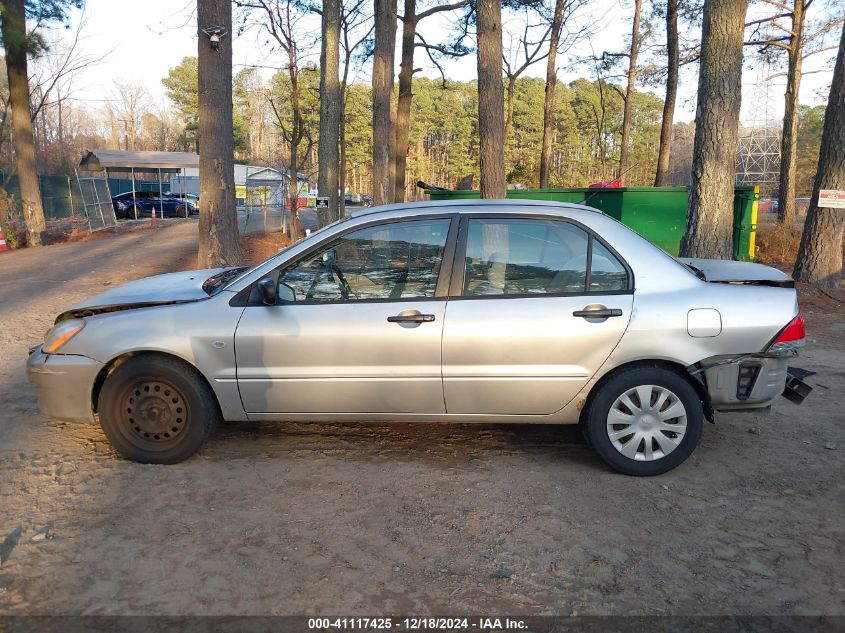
[[112, 191, 197, 219]]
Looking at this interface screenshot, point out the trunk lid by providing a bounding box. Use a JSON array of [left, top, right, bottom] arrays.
[[679, 258, 794, 288]]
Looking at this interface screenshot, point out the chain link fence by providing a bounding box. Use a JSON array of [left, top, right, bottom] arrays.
[[0, 172, 161, 245], [0, 171, 319, 248], [75, 170, 118, 231]]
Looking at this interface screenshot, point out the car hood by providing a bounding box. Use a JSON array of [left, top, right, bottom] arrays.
[[59, 269, 228, 321], [679, 258, 794, 286]]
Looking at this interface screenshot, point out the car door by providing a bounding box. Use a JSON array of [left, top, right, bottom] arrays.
[[441, 215, 634, 415], [234, 215, 457, 416], [137, 191, 155, 215]]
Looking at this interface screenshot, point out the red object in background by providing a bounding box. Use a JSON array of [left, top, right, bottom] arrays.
[[588, 178, 622, 189], [0, 228, 8, 252], [284, 196, 310, 210]]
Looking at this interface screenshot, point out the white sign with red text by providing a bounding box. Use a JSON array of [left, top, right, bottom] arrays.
[[818, 190, 845, 209]]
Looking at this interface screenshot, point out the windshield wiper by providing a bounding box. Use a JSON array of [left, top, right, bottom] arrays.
[[202, 267, 249, 295]]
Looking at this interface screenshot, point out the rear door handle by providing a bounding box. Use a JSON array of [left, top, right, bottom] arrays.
[[573, 308, 623, 318], [387, 313, 435, 323]]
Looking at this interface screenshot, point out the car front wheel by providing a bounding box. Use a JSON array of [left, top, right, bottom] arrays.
[[98, 355, 219, 464], [584, 366, 703, 476]]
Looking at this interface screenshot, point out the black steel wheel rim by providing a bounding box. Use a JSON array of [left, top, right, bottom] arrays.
[[122, 380, 188, 443]]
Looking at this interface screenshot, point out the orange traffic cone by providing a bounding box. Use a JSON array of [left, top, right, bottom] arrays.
[[0, 228, 8, 252]]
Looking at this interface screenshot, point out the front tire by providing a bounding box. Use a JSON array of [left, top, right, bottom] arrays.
[[176, 205, 188, 218], [585, 366, 703, 476], [98, 355, 219, 464]]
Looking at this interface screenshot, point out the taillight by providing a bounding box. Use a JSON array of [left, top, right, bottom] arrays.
[[767, 314, 806, 353]]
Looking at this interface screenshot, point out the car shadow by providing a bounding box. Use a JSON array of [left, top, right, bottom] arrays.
[[204, 420, 606, 471]]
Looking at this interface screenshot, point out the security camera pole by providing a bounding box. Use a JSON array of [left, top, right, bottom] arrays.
[[197, 0, 242, 267]]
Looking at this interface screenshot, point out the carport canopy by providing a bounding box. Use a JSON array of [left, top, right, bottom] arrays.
[[77, 150, 200, 221], [79, 150, 199, 175]]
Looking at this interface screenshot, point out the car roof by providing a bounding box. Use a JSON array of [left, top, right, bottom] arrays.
[[227, 197, 700, 296], [348, 198, 603, 219]]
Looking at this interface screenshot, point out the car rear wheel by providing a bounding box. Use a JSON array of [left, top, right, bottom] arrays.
[[584, 367, 703, 476], [98, 355, 219, 464]]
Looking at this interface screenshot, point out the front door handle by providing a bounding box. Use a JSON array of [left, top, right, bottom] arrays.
[[387, 313, 435, 323], [573, 308, 623, 319]]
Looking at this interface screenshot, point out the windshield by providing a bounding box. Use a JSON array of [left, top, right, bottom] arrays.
[[209, 214, 357, 294]]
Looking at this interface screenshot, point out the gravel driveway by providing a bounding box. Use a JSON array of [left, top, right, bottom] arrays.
[[0, 223, 843, 616]]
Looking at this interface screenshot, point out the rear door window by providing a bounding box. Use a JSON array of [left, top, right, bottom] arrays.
[[590, 240, 629, 292], [461, 218, 629, 297]]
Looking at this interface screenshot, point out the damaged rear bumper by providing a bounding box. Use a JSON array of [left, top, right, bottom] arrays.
[[692, 354, 812, 412]]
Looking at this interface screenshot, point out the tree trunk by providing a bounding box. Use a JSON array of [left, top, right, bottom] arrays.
[[476, 0, 506, 199], [539, 0, 565, 189], [197, 0, 242, 267], [618, 0, 643, 183], [289, 134, 299, 232], [286, 48, 304, 228], [654, 0, 679, 186], [776, 0, 805, 226], [504, 74, 516, 151], [680, 0, 747, 259], [58, 96, 64, 170], [394, 0, 416, 203], [339, 96, 347, 218], [793, 21, 845, 288], [318, 0, 342, 226], [338, 22, 355, 220], [372, 0, 397, 206], [1, 0, 47, 246]]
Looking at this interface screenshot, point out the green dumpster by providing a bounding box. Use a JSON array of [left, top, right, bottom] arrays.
[[425, 185, 759, 261]]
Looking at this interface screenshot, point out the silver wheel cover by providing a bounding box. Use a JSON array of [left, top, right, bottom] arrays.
[[606, 384, 687, 461]]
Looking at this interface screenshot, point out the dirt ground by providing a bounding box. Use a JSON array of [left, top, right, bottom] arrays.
[[0, 222, 843, 616]]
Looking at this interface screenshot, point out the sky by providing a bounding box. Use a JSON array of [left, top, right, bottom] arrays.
[[48, 0, 840, 125]]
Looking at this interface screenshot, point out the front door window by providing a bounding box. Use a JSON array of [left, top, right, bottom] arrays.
[[279, 219, 451, 302]]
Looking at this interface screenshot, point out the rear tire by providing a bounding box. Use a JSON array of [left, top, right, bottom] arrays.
[[585, 366, 703, 476], [98, 355, 219, 464]]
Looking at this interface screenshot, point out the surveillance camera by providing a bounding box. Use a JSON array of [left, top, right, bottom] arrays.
[[202, 26, 226, 51]]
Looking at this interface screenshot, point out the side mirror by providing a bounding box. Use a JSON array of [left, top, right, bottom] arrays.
[[278, 282, 295, 303], [257, 276, 277, 305], [322, 249, 337, 266]]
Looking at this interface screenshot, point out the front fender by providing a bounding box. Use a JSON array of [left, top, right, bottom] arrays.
[[58, 295, 248, 422]]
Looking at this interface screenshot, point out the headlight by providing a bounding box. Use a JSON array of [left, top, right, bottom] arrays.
[[43, 319, 86, 354]]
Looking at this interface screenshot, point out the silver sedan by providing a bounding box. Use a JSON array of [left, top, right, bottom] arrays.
[[26, 200, 811, 475]]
